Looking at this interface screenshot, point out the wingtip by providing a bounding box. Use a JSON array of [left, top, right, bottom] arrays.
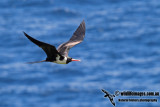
[[82, 19, 85, 24], [23, 31, 27, 36], [80, 19, 85, 30], [101, 89, 105, 92], [23, 31, 30, 38]]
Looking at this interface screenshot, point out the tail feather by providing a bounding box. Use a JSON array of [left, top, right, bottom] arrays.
[[26, 60, 46, 64]]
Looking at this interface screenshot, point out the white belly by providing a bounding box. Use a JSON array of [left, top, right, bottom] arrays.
[[53, 56, 67, 64]]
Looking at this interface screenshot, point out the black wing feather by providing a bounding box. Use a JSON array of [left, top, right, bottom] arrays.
[[23, 32, 62, 61], [102, 89, 109, 95]]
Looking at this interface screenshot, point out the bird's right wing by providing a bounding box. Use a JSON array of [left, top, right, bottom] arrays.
[[24, 32, 63, 61], [57, 20, 85, 57]]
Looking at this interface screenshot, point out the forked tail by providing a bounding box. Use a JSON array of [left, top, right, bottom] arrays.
[[26, 60, 46, 64]]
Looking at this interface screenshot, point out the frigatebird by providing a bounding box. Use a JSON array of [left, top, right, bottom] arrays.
[[101, 89, 116, 106], [24, 20, 85, 64]]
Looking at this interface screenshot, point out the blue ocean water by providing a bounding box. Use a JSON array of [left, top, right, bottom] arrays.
[[0, 0, 160, 107]]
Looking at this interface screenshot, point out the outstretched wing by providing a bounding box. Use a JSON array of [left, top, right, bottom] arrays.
[[24, 32, 63, 61], [108, 96, 115, 106], [101, 89, 109, 95], [102, 89, 115, 106], [57, 20, 85, 57]]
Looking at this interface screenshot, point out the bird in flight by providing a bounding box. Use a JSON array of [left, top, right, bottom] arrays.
[[24, 20, 85, 64], [101, 89, 116, 106]]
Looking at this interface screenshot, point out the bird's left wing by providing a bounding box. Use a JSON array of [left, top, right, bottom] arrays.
[[101, 89, 109, 95], [57, 20, 85, 57], [24, 32, 63, 61]]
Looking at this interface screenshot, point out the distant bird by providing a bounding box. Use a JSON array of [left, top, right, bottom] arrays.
[[101, 89, 116, 106], [24, 20, 85, 64]]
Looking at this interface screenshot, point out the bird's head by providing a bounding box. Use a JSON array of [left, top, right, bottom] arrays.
[[66, 57, 81, 64]]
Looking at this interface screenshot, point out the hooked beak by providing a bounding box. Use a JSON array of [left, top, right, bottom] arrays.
[[71, 59, 81, 61]]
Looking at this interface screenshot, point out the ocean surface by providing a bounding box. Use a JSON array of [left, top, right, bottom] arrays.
[[0, 0, 160, 107]]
